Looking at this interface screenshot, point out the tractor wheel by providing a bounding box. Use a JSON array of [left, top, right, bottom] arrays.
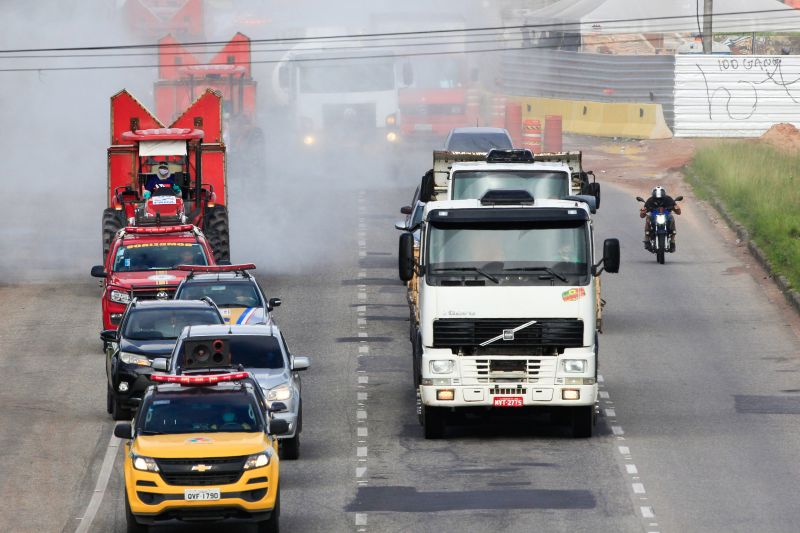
[[203, 206, 231, 263], [102, 208, 125, 261]]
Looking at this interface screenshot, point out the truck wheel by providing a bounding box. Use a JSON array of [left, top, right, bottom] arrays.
[[102, 208, 125, 261], [257, 484, 280, 533], [422, 405, 446, 439], [125, 491, 148, 533], [203, 206, 231, 263], [412, 335, 422, 388], [570, 406, 594, 438], [281, 434, 300, 461]]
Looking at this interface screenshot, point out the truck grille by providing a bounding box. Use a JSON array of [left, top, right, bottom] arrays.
[[401, 103, 465, 116], [433, 318, 584, 350], [133, 287, 177, 301], [156, 456, 246, 487], [322, 103, 376, 130], [461, 357, 557, 384]]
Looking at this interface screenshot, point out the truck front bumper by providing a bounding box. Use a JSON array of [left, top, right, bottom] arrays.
[[419, 383, 597, 408]]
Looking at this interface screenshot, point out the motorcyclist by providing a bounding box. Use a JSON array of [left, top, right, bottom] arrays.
[[143, 162, 181, 200], [640, 186, 681, 252]]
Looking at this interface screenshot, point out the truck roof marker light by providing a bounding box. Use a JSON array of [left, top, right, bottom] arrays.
[[151, 371, 249, 386], [175, 264, 256, 273], [486, 149, 535, 163], [123, 224, 194, 234]]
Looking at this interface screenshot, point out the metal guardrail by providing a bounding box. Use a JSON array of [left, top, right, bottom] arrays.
[[498, 49, 676, 128]]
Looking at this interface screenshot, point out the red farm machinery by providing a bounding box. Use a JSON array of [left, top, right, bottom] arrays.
[[104, 88, 230, 263], [154, 32, 265, 173], [122, 0, 205, 42]]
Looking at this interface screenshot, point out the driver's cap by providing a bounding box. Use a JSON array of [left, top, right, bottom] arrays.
[[158, 162, 169, 169]]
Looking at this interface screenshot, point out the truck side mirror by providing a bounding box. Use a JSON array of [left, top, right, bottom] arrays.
[[402, 62, 413, 86], [586, 182, 601, 209], [603, 238, 620, 273], [398, 233, 415, 282], [114, 422, 133, 440], [278, 65, 289, 89], [91, 265, 107, 278]]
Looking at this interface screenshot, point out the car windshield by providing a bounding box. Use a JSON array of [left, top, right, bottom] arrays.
[[446, 132, 512, 152], [180, 335, 285, 369], [451, 170, 569, 200], [178, 283, 261, 308], [140, 390, 263, 434], [427, 221, 589, 285], [298, 60, 395, 93], [123, 308, 223, 340], [112, 243, 208, 272]]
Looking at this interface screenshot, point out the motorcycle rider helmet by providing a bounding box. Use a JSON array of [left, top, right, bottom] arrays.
[[652, 186, 666, 199]]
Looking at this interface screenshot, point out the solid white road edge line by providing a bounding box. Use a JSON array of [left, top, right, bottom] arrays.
[[75, 432, 120, 533]]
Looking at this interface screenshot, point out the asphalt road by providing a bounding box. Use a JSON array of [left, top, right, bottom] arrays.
[[2, 147, 800, 533]]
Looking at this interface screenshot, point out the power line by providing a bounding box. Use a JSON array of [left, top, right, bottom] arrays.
[[0, 6, 797, 55]]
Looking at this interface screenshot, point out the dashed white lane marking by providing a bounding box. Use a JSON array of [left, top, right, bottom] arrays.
[[355, 513, 367, 526], [641, 507, 655, 518], [355, 193, 370, 531], [75, 433, 121, 533], [357, 427, 368, 437], [605, 408, 617, 417], [632, 483, 646, 494], [625, 464, 638, 474], [611, 425, 624, 436]]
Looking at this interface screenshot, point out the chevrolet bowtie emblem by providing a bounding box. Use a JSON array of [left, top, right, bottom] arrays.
[[156, 291, 169, 300], [191, 464, 213, 472]]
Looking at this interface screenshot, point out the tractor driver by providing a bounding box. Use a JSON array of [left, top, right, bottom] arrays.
[[143, 162, 181, 200]]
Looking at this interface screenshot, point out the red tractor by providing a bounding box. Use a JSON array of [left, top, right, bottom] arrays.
[[104, 88, 230, 262], [154, 32, 265, 173]]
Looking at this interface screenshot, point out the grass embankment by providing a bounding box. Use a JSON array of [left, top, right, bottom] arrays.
[[687, 141, 800, 290]]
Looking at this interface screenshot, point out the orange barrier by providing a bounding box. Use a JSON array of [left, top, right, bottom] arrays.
[[522, 118, 542, 153], [544, 114, 563, 152], [505, 102, 523, 147], [490, 95, 507, 128]]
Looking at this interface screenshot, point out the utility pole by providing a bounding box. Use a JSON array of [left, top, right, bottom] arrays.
[[703, 0, 713, 53]]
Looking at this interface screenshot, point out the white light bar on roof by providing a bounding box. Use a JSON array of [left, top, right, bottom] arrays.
[[139, 140, 187, 157]]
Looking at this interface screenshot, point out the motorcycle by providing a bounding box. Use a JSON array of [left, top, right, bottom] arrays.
[[636, 195, 683, 264]]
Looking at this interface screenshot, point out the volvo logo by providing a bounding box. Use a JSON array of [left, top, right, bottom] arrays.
[[191, 464, 213, 472], [502, 329, 515, 341], [156, 291, 169, 300]]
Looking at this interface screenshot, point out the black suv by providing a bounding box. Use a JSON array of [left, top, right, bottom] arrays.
[[102, 298, 224, 420]]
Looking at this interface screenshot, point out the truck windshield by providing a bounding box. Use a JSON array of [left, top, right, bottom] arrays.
[[298, 60, 395, 93], [427, 221, 589, 285], [112, 243, 208, 272], [139, 389, 263, 435], [451, 170, 569, 200], [410, 57, 463, 88]]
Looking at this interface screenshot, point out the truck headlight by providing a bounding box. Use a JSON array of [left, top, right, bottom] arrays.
[[267, 383, 292, 401], [562, 359, 586, 373], [386, 131, 398, 142], [110, 289, 131, 304], [243, 450, 272, 469], [385, 113, 397, 126], [132, 455, 159, 472], [120, 352, 151, 367], [303, 135, 315, 146], [430, 360, 454, 374]]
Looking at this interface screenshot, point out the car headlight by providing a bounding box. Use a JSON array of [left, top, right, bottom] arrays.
[[562, 359, 586, 373], [430, 360, 454, 374], [243, 450, 272, 470], [119, 351, 151, 367], [110, 289, 131, 304], [655, 214, 667, 225], [132, 455, 159, 472], [267, 383, 292, 401], [386, 131, 398, 142]]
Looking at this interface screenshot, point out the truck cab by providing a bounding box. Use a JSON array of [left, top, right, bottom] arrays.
[[398, 190, 619, 439]]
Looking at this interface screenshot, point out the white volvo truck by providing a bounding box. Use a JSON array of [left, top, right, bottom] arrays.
[[398, 189, 619, 439]]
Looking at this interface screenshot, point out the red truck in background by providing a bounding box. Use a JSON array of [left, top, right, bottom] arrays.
[[103, 88, 230, 262]]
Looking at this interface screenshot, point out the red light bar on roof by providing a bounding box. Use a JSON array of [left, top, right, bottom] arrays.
[[124, 224, 194, 234], [151, 372, 249, 386], [174, 263, 256, 272]]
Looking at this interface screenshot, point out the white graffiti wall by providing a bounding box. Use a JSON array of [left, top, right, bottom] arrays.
[[674, 55, 800, 137]]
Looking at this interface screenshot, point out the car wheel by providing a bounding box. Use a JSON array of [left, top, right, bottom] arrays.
[[112, 397, 131, 421], [281, 434, 300, 461], [257, 484, 280, 533], [125, 490, 148, 533]]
